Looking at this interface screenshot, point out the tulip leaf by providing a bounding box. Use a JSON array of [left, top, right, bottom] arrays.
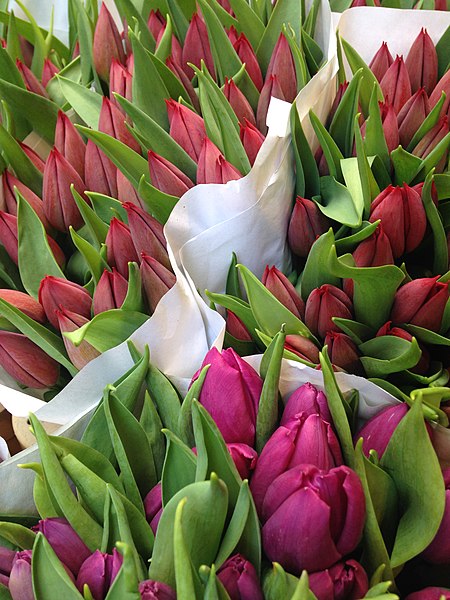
[[0, 521, 36, 549], [69, 227, 109, 284], [29, 414, 103, 551], [284, 25, 309, 92], [290, 104, 319, 198], [140, 391, 166, 480], [256, 329, 318, 368], [162, 429, 197, 505], [104, 542, 141, 600], [148, 51, 192, 105], [138, 176, 179, 225], [201, 564, 230, 600], [381, 396, 446, 567], [330, 69, 364, 157], [334, 221, 380, 254], [421, 170, 449, 275], [228, 0, 264, 51], [333, 318, 374, 345], [364, 86, 390, 172], [21, 463, 60, 519], [174, 498, 201, 599], [359, 336, 422, 377], [418, 131, 450, 181], [32, 533, 84, 600], [178, 365, 210, 449], [407, 92, 446, 153], [0, 245, 22, 291], [206, 291, 260, 344], [309, 110, 344, 181], [263, 563, 301, 600], [154, 13, 173, 62], [114, 0, 155, 52], [354, 117, 380, 217], [87, 191, 128, 224], [71, 185, 109, 246], [300, 228, 341, 300], [57, 75, 102, 128], [315, 174, 362, 228], [0, 123, 42, 195], [390, 146, 422, 186], [0, 583, 12, 600], [226, 252, 243, 299], [214, 481, 250, 568], [403, 324, 450, 348], [166, 0, 189, 44], [72, 0, 101, 90], [0, 45, 26, 88], [202, 0, 238, 29], [149, 476, 229, 590], [237, 264, 315, 340], [301, 29, 323, 76]]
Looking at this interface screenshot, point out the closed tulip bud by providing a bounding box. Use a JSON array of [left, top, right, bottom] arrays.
[[19, 142, 45, 173], [406, 589, 450, 600], [326, 82, 349, 128], [309, 559, 369, 600], [147, 10, 165, 42], [191, 347, 262, 446], [390, 276, 449, 332], [227, 26, 239, 45], [32, 517, 91, 576], [16, 59, 48, 97], [369, 41, 394, 82], [305, 285, 353, 339], [124, 203, 170, 269], [98, 97, 141, 153], [9, 550, 33, 600], [397, 88, 430, 147], [41, 58, 59, 88], [2, 171, 50, 230], [116, 170, 142, 207], [140, 254, 176, 312], [217, 554, 263, 600], [43, 149, 87, 232], [251, 413, 343, 513], [380, 55, 412, 114], [412, 116, 449, 170], [156, 27, 182, 66], [166, 57, 200, 113], [109, 59, 133, 109], [105, 218, 139, 278], [281, 382, 332, 426], [324, 331, 362, 375], [93, 3, 125, 82], [240, 119, 265, 166], [284, 334, 321, 364], [0, 289, 46, 323], [139, 580, 176, 600], [224, 78, 256, 126], [369, 184, 426, 258], [355, 403, 409, 458], [351, 0, 380, 6], [256, 75, 286, 134], [226, 310, 252, 341], [0, 546, 16, 580], [147, 151, 194, 198], [93, 268, 128, 314], [0, 331, 59, 388], [144, 482, 163, 535], [57, 308, 100, 370], [262, 464, 365, 574], [262, 265, 305, 320], [38, 276, 92, 330], [429, 70, 450, 116], [182, 13, 215, 80], [233, 33, 263, 91], [55, 110, 86, 180], [227, 443, 258, 480], [406, 28, 438, 95], [197, 138, 242, 184], [379, 101, 400, 153], [288, 197, 330, 258], [0, 211, 20, 263], [421, 469, 450, 564], [166, 99, 206, 162], [76, 549, 122, 600], [265, 33, 297, 103]]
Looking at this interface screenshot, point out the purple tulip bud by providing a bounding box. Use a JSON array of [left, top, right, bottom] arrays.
[[144, 482, 163, 536], [305, 285, 353, 340], [309, 559, 369, 600], [227, 443, 258, 480], [99, 97, 141, 154], [16, 59, 48, 97], [380, 55, 412, 114], [284, 335, 320, 364], [0, 331, 59, 388], [288, 197, 330, 258], [93, 3, 125, 82], [355, 403, 409, 458], [406, 588, 450, 600], [93, 268, 128, 314], [166, 100, 206, 162], [217, 554, 263, 600], [262, 265, 305, 320], [38, 275, 92, 330], [324, 331, 362, 375], [76, 549, 123, 600], [3, 171, 50, 230], [197, 138, 242, 185], [55, 110, 86, 180], [240, 119, 265, 166], [369, 42, 394, 82], [124, 203, 170, 269], [109, 59, 133, 110], [140, 254, 176, 313], [251, 413, 343, 513], [84, 139, 118, 198], [261, 464, 365, 573], [256, 75, 286, 135], [182, 13, 215, 80], [9, 550, 34, 600], [32, 517, 91, 576], [233, 34, 263, 92], [281, 382, 332, 426], [42, 58, 59, 88], [105, 218, 139, 278], [265, 33, 297, 103], [139, 579, 176, 600], [191, 347, 262, 446], [147, 151, 194, 198], [390, 276, 449, 332], [224, 78, 256, 126], [57, 308, 100, 370], [226, 311, 252, 342], [0, 546, 15, 579], [397, 88, 430, 148], [405, 28, 438, 95], [422, 469, 450, 564], [0, 289, 46, 323]]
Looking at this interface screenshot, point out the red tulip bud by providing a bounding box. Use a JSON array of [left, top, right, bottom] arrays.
[[41, 58, 59, 88], [380, 55, 412, 114], [262, 265, 305, 320], [147, 150, 194, 198], [93, 3, 125, 82], [390, 276, 449, 332], [84, 139, 118, 198], [124, 202, 170, 269], [256, 74, 286, 134], [369, 42, 394, 83], [412, 116, 449, 170], [356, 403, 409, 458], [378, 101, 400, 153], [405, 28, 438, 95], [0, 289, 46, 323], [327, 82, 349, 127], [99, 97, 141, 153], [93, 268, 128, 314], [16, 59, 48, 97], [57, 308, 100, 370], [116, 170, 142, 208], [182, 13, 215, 80], [233, 33, 263, 92], [305, 285, 353, 339], [105, 218, 139, 277], [109, 59, 133, 110], [39, 276, 92, 329], [166, 56, 201, 113], [227, 26, 239, 46], [284, 334, 320, 364], [288, 197, 330, 258], [197, 138, 242, 184], [19, 142, 46, 173], [224, 78, 256, 126], [266, 33, 297, 103], [55, 110, 86, 180], [166, 100, 207, 162], [324, 331, 362, 375], [2, 171, 50, 230], [429, 69, 450, 116], [240, 119, 265, 166], [397, 88, 430, 147], [140, 253, 176, 312], [147, 10, 165, 42], [226, 311, 252, 342], [156, 26, 182, 66]]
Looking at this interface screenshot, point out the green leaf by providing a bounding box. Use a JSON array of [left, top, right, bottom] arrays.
[[138, 176, 178, 225], [228, 0, 264, 50], [205, 291, 260, 344], [315, 174, 362, 228], [104, 542, 140, 600], [329, 69, 364, 156], [354, 116, 380, 217], [334, 220, 379, 255], [390, 146, 422, 186], [0, 122, 42, 194], [87, 191, 128, 223], [0, 45, 26, 88], [154, 13, 173, 62], [291, 571, 317, 600], [421, 170, 448, 275], [290, 104, 319, 198], [174, 498, 200, 599], [71, 185, 109, 246], [436, 26, 450, 79], [309, 110, 344, 181], [14, 0, 46, 78], [418, 131, 450, 181], [144, 359, 181, 433], [0, 521, 36, 549], [300, 228, 341, 300], [69, 226, 109, 284], [148, 51, 191, 105], [263, 563, 299, 600], [178, 365, 210, 448], [71, 0, 101, 89], [407, 92, 446, 153], [161, 430, 197, 505], [359, 336, 422, 377], [364, 85, 390, 172], [114, 0, 155, 51], [380, 396, 446, 567], [333, 317, 374, 345], [301, 28, 323, 76], [140, 391, 165, 479], [57, 75, 102, 128]]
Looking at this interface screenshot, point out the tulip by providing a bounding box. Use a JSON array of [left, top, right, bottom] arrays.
[[140, 254, 176, 312], [41, 58, 59, 88], [93, 268, 128, 315], [412, 116, 449, 169], [16, 59, 48, 97], [233, 33, 263, 92], [262, 265, 305, 320], [405, 588, 450, 599], [93, 3, 125, 82], [227, 26, 239, 46], [327, 82, 349, 127], [98, 97, 141, 153], [305, 284, 353, 339], [369, 184, 427, 258], [76, 549, 123, 600], [85, 140, 118, 199], [256, 75, 286, 134], [281, 382, 333, 426], [226, 311, 252, 342], [0, 331, 59, 388], [261, 464, 365, 573], [2, 171, 50, 230], [144, 482, 162, 535], [284, 334, 321, 364], [109, 59, 133, 109], [324, 331, 362, 375], [57, 308, 100, 370], [380, 55, 412, 114], [191, 347, 262, 446], [54, 110, 86, 180], [265, 33, 297, 103], [166, 99, 207, 162], [224, 78, 256, 126], [147, 151, 194, 198], [43, 148, 87, 232], [227, 443, 258, 480], [240, 119, 265, 166], [156, 26, 182, 67], [116, 170, 142, 208], [309, 559, 369, 600], [0, 546, 15, 580], [147, 10, 165, 42], [397, 88, 430, 147], [288, 197, 330, 258], [139, 580, 176, 600], [369, 41, 393, 82], [19, 142, 45, 173], [391, 276, 449, 332], [105, 218, 139, 278], [429, 70, 450, 116], [182, 13, 215, 80], [421, 469, 450, 564], [32, 517, 91, 576], [124, 203, 170, 270], [379, 101, 400, 153], [9, 550, 33, 600], [197, 138, 242, 185], [355, 403, 409, 458], [250, 413, 343, 513], [405, 28, 438, 95], [38, 276, 92, 330], [166, 57, 201, 113], [217, 554, 263, 600], [0, 289, 46, 323]]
